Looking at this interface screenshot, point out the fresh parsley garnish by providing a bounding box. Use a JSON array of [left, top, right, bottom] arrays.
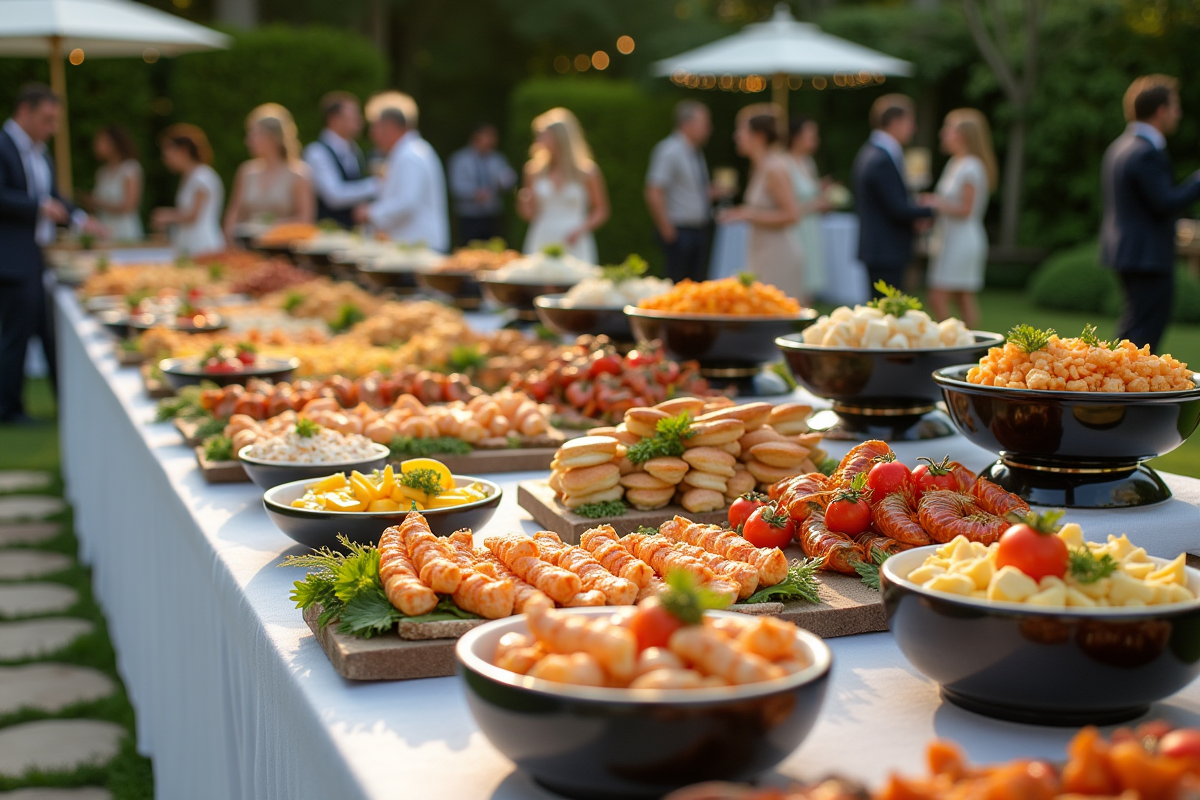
[[659, 569, 733, 624], [448, 343, 486, 372], [853, 548, 892, 591], [869, 281, 922, 318], [389, 435, 472, 459], [574, 500, 627, 519], [330, 302, 365, 333], [737, 271, 757, 287], [626, 411, 693, 464], [282, 290, 305, 314], [399, 468, 444, 497], [1079, 323, 1121, 350], [295, 418, 320, 438], [600, 254, 649, 284], [1007, 324, 1055, 354], [744, 558, 824, 604], [203, 434, 234, 462], [1068, 548, 1119, 584], [541, 243, 565, 258], [635, 525, 660, 536]]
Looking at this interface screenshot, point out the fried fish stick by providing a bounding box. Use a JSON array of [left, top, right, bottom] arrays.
[[527, 605, 637, 681], [669, 625, 780, 685], [487, 535, 582, 605], [453, 571, 516, 619], [668, 541, 759, 599], [398, 512, 462, 594], [474, 552, 553, 614], [635, 575, 666, 602], [378, 526, 438, 616], [580, 525, 654, 588], [659, 517, 788, 586], [534, 531, 639, 605], [621, 533, 715, 585], [562, 589, 606, 607]]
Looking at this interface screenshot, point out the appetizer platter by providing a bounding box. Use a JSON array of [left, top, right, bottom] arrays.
[[935, 324, 1200, 508], [414, 240, 521, 309], [775, 283, 1003, 440], [193, 440, 247, 483], [533, 254, 671, 343]]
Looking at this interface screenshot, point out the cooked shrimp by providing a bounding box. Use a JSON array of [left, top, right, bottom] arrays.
[[378, 525, 438, 616], [580, 525, 655, 588], [526, 605, 637, 681], [872, 490, 932, 546], [668, 626, 780, 685], [797, 502, 864, 574], [917, 489, 1008, 545], [969, 478, 1030, 518], [831, 440, 892, 487]]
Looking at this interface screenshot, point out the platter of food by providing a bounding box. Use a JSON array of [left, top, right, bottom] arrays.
[[534, 255, 672, 344], [158, 347, 299, 391], [193, 442, 247, 483], [414, 242, 521, 309], [775, 283, 1003, 440], [934, 324, 1200, 507]]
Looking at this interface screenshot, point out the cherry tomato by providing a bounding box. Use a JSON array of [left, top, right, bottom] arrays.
[[236, 350, 257, 365], [654, 360, 681, 386], [204, 358, 241, 374], [587, 354, 623, 379], [1160, 729, 1200, 760], [826, 498, 872, 535], [867, 456, 912, 498], [729, 492, 770, 531], [625, 348, 661, 368], [629, 597, 683, 651], [995, 511, 1068, 581], [911, 456, 958, 500], [742, 505, 795, 549]]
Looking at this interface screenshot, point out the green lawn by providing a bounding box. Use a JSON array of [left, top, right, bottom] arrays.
[[0, 378, 59, 472]]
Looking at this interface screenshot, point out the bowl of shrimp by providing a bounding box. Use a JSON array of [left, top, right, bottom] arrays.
[[455, 605, 832, 800], [933, 365, 1200, 508], [881, 542, 1200, 727]]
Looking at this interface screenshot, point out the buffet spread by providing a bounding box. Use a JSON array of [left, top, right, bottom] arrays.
[[58, 241, 1200, 800]]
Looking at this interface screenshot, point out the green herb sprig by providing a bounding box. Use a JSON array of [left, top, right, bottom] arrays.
[[600, 254, 649, 284], [541, 243, 566, 258], [449, 344, 487, 372], [737, 271, 757, 287], [1007, 324, 1055, 354], [399, 468, 445, 497], [1079, 323, 1121, 350], [330, 303, 365, 334], [295, 418, 320, 438], [574, 500, 627, 519], [869, 281, 923, 318], [203, 434, 234, 462], [626, 411, 694, 464], [282, 290, 305, 314], [659, 570, 733, 624], [389, 435, 472, 459], [744, 558, 824, 604], [635, 525, 660, 536], [1068, 548, 1119, 584], [854, 548, 892, 591]]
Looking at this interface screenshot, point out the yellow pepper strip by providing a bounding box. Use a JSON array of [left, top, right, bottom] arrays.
[[350, 471, 381, 503], [367, 498, 401, 512], [377, 464, 397, 496], [311, 473, 348, 493], [325, 492, 367, 512]]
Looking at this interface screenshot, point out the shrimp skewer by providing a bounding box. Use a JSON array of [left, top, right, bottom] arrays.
[[917, 489, 1008, 545], [667, 541, 759, 599], [533, 531, 638, 606], [872, 491, 932, 546], [774, 472, 831, 522], [668, 626, 779, 685], [449, 531, 551, 613], [378, 526, 438, 616], [486, 535, 582, 605], [397, 513, 462, 594], [659, 517, 788, 586], [580, 525, 654, 588], [621, 533, 715, 586]]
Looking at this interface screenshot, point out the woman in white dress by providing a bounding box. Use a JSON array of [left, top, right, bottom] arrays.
[[151, 124, 225, 257], [223, 103, 314, 245], [924, 108, 998, 330], [518, 108, 609, 262], [786, 116, 833, 303], [89, 125, 143, 241]]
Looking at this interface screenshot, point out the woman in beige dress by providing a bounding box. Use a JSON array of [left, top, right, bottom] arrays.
[[223, 103, 314, 245], [718, 105, 802, 299]]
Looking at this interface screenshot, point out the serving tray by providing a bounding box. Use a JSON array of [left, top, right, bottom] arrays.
[[194, 447, 248, 483], [141, 364, 173, 399]]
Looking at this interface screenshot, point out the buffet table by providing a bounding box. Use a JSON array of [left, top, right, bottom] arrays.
[[56, 288, 1200, 800]]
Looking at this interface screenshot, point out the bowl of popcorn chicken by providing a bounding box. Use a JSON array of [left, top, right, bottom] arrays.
[[881, 523, 1200, 727], [455, 605, 832, 800]]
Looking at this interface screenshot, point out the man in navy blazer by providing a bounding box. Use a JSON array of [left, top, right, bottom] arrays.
[[852, 94, 934, 297], [1101, 75, 1200, 352], [0, 84, 98, 424]]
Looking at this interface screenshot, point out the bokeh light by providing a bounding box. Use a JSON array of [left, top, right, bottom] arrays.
[[592, 51, 610, 70], [616, 36, 635, 54], [675, 2, 691, 19], [142, 48, 160, 63], [553, 55, 570, 74], [574, 53, 590, 71], [68, 48, 84, 65]]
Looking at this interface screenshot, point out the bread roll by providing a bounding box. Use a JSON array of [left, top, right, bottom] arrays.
[[681, 469, 729, 493], [700, 397, 736, 413], [744, 458, 803, 486], [610, 425, 642, 447], [725, 468, 757, 500], [625, 487, 675, 511], [684, 419, 744, 447], [562, 485, 625, 510], [681, 446, 737, 477], [720, 441, 741, 458], [681, 488, 725, 514], [748, 441, 809, 468], [624, 407, 669, 439], [557, 436, 619, 469], [654, 397, 707, 417], [740, 427, 788, 449], [768, 403, 813, 435], [642, 456, 688, 485], [620, 471, 673, 491], [560, 462, 621, 495], [696, 402, 772, 432], [548, 470, 564, 494]]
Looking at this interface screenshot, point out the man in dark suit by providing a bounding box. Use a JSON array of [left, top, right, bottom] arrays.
[[0, 84, 99, 425], [1101, 75, 1200, 352], [852, 94, 934, 297]]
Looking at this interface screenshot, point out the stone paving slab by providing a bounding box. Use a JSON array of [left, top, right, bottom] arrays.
[[0, 551, 72, 580], [0, 472, 53, 494], [0, 790, 112, 800], [0, 663, 115, 715], [0, 584, 78, 617], [0, 720, 124, 777], [0, 619, 93, 661], [0, 497, 65, 524], [0, 523, 59, 546]]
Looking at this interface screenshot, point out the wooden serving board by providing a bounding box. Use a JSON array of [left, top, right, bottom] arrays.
[[141, 364, 173, 399], [194, 447, 248, 483], [391, 428, 567, 475], [115, 345, 144, 367], [175, 417, 218, 447]]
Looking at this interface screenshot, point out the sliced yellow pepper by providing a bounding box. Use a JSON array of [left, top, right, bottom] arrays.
[[367, 498, 402, 512], [311, 473, 348, 493], [425, 496, 469, 509], [396, 484, 431, 505], [350, 470, 380, 503], [325, 492, 367, 512], [377, 464, 397, 496]]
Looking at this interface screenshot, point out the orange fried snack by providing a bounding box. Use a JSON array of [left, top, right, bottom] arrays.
[[659, 517, 788, 586], [486, 535, 583, 605], [638, 276, 801, 316], [562, 589, 607, 607], [526, 604, 637, 681], [968, 334, 1193, 392], [669, 540, 759, 599], [425, 529, 515, 619], [448, 531, 552, 614], [580, 525, 655, 588], [378, 525, 438, 616], [668, 625, 780, 685], [621, 533, 716, 586], [534, 531, 639, 605], [398, 512, 463, 594]]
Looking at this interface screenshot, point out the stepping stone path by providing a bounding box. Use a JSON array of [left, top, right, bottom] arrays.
[[0, 583, 78, 617], [0, 471, 52, 493], [0, 664, 114, 715], [0, 523, 59, 546], [0, 496, 65, 524], [0, 720, 124, 777], [0, 551, 71, 580], [0, 473, 126, 792]]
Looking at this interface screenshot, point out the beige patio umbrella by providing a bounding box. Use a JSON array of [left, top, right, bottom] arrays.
[[0, 0, 229, 195]]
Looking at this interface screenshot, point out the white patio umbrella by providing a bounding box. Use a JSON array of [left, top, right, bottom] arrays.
[[0, 0, 230, 195], [653, 3, 913, 122]]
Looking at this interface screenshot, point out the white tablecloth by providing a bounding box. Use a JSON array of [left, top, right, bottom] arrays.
[[56, 289, 1200, 800]]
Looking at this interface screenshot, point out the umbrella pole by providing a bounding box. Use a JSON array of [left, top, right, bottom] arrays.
[[772, 73, 788, 138], [48, 36, 72, 198]]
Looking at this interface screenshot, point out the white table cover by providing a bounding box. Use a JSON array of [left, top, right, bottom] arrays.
[[56, 288, 1200, 800]]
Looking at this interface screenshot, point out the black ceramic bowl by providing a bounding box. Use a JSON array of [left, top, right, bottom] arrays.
[[237, 443, 390, 490], [479, 277, 578, 322], [263, 474, 502, 549], [128, 311, 227, 334], [882, 546, 1200, 726], [626, 307, 819, 379], [415, 270, 483, 309], [456, 607, 832, 800], [933, 366, 1200, 507], [535, 294, 633, 343], [353, 261, 419, 291], [774, 331, 1004, 441], [157, 356, 300, 391]]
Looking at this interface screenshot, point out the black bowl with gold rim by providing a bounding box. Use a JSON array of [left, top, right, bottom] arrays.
[[774, 331, 1004, 441], [933, 365, 1200, 508], [415, 270, 483, 310]]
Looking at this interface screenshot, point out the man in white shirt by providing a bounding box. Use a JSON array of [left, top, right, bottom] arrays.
[[645, 101, 714, 282], [354, 93, 449, 253], [303, 91, 377, 229]]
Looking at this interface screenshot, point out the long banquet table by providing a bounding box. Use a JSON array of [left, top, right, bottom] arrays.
[[56, 287, 1200, 800]]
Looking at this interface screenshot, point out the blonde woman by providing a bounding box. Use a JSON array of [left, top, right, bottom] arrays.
[[924, 108, 998, 329], [223, 103, 314, 244], [518, 108, 609, 262]]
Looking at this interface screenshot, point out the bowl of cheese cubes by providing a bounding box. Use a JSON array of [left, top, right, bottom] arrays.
[[881, 517, 1200, 726], [774, 285, 1002, 441]]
